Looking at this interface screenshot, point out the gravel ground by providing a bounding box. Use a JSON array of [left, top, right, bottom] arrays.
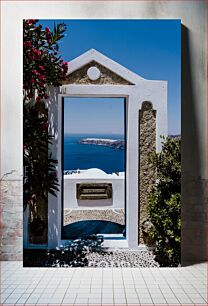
[[24, 248, 159, 267], [86, 249, 159, 267]]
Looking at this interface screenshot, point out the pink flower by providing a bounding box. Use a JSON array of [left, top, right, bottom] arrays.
[[30, 78, 35, 84]]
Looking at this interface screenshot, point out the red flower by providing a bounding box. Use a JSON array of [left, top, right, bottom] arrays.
[[33, 49, 41, 58], [24, 41, 31, 48], [62, 62, 68, 73], [39, 65, 45, 71], [30, 78, 35, 84], [46, 32, 51, 44], [45, 27, 50, 33], [36, 96, 41, 102], [29, 55, 35, 61], [44, 94, 49, 99], [27, 19, 38, 25], [38, 75, 45, 80], [32, 69, 38, 75]]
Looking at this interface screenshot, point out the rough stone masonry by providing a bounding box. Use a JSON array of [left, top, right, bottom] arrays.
[[139, 101, 156, 243], [0, 177, 23, 260]]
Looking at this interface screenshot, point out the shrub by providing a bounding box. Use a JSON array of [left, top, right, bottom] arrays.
[[147, 136, 181, 266]]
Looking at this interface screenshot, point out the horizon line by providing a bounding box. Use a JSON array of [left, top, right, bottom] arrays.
[[64, 132, 125, 135]]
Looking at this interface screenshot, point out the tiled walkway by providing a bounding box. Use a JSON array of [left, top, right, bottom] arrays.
[[0, 261, 207, 305]]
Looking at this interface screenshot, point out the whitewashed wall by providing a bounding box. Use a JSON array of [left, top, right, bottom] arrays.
[[64, 176, 125, 209]]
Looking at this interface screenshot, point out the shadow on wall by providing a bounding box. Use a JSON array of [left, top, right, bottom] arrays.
[[181, 25, 207, 265], [77, 199, 113, 207], [63, 220, 125, 239]]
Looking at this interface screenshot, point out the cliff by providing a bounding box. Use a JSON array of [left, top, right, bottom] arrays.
[[77, 138, 125, 150]]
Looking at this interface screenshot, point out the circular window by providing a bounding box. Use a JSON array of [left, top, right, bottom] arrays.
[[87, 66, 101, 81]]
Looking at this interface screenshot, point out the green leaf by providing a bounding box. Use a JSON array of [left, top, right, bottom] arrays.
[[147, 136, 181, 266]]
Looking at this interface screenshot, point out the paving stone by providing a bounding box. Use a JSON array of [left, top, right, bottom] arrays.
[[0, 261, 207, 306]]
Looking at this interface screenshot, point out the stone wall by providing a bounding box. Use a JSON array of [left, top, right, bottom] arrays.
[[0, 177, 23, 260], [139, 101, 156, 243], [63, 61, 133, 85], [64, 209, 124, 225]]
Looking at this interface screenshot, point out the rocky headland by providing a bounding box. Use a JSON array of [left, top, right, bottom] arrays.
[[77, 138, 125, 150]]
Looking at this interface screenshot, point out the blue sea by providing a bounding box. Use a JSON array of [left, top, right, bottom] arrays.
[[64, 134, 125, 174]]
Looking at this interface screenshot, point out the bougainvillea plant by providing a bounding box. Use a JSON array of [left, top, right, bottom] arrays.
[[23, 19, 68, 213], [23, 19, 68, 102]]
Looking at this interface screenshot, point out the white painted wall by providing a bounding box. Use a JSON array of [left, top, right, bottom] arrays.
[[64, 175, 125, 209]]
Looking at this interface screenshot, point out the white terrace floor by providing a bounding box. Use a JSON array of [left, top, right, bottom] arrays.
[[0, 261, 207, 305]]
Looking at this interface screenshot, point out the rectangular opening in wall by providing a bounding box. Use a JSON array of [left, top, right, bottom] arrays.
[[62, 97, 126, 240]]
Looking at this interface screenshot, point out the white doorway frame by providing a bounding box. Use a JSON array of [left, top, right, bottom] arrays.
[[46, 81, 167, 250], [58, 85, 138, 249]]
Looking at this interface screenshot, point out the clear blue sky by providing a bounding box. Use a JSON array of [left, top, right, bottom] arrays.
[[64, 98, 125, 134], [40, 19, 181, 135]]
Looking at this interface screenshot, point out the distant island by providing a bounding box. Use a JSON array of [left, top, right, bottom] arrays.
[[169, 134, 181, 138], [77, 138, 125, 150]]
